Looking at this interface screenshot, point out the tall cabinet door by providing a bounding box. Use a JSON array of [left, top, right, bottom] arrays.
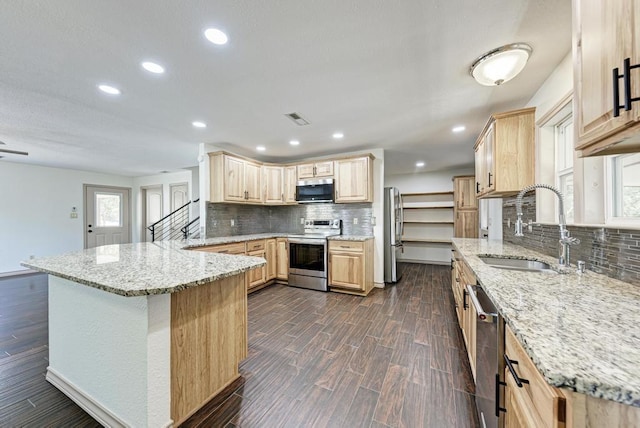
[[484, 124, 495, 193], [574, 0, 639, 149], [474, 140, 485, 196], [266, 239, 277, 281], [224, 156, 246, 201], [263, 166, 284, 204], [244, 161, 263, 203], [454, 176, 477, 210], [283, 166, 298, 204]]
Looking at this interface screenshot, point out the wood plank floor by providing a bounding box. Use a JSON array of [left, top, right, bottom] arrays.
[[0, 264, 479, 427], [185, 263, 480, 428]]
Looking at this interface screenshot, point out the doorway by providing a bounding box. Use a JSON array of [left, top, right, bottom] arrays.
[[141, 186, 163, 242], [84, 185, 132, 249], [170, 183, 189, 233]]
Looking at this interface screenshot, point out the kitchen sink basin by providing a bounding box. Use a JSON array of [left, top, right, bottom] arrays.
[[479, 256, 556, 273]]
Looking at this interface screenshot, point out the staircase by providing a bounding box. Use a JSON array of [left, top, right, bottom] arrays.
[[147, 199, 200, 242]]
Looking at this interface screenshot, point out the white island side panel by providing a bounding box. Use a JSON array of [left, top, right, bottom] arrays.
[[48, 276, 171, 427]]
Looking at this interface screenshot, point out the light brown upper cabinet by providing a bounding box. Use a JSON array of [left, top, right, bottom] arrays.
[[283, 166, 297, 204], [263, 165, 284, 204], [573, 0, 640, 156], [297, 161, 334, 179], [474, 107, 535, 198], [334, 156, 374, 203], [210, 152, 263, 204], [209, 151, 373, 205]]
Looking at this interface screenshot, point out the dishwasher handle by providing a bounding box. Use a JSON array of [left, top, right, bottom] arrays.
[[465, 284, 497, 323]]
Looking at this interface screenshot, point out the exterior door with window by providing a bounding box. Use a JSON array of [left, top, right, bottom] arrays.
[[85, 185, 131, 248]]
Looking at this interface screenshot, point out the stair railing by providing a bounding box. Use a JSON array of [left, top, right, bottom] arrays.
[[147, 198, 200, 242]]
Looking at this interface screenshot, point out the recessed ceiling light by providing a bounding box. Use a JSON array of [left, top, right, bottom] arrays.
[[289, 140, 300, 146], [141, 61, 165, 74], [452, 125, 466, 133], [204, 28, 228, 45], [256, 146, 266, 152], [192, 121, 207, 128], [98, 84, 121, 95], [416, 161, 425, 167], [332, 132, 344, 139]]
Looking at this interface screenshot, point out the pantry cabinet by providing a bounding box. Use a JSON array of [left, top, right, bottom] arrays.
[[210, 153, 263, 204], [474, 107, 535, 198], [453, 176, 478, 238], [573, 0, 640, 156], [297, 161, 334, 179], [334, 156, 374, 203]]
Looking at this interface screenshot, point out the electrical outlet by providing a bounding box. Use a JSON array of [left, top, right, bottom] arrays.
[[353, 218, 358, 225], [300, 218, 305, 225], [527, 219, 533, 232], [230, 219, 235, 227], [371, 216, 376, 226], [507, 218, 511, 228], [70, 212, 78, 219]]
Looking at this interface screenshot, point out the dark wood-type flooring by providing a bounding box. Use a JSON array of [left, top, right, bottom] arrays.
[[1, 264, 479, 427]]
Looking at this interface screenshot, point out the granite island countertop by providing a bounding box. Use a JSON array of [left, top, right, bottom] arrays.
[[21, 241, 266, 297], [452, 238, 640, 407]]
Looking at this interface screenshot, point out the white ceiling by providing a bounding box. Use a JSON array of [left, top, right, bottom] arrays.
[[0, 0, 571, 177]]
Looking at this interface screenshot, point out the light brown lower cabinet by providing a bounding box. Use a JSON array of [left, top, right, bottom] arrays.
[[328, 239, 374, 296], [276, 238, 288, 280], [265, 238, 277, 281], [504, 325, 566, 428]]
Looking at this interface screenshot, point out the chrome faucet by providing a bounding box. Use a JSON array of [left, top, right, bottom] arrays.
[[514, 184, 580, 267]]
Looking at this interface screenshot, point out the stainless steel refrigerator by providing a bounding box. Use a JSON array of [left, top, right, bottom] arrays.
[[384, 187, 404, 283]]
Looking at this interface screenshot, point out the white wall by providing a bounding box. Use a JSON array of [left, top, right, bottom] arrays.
[[0, 162, 132, 273], [385, 167, 474, 263]]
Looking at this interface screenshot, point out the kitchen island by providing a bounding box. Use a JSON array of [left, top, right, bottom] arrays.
[[22, 241, 266, 428]]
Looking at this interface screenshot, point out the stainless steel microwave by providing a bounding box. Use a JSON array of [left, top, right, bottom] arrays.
[[295, 179, 334, 203]]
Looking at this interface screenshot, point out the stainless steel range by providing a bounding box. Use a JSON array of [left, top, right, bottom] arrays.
[[288, 219, 342, 291]]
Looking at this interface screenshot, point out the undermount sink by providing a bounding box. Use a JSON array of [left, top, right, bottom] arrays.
[[479, 256, 557, 273]]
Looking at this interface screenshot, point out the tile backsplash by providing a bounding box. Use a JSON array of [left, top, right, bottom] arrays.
[[502, 195, 640, 286], [206, 202, 373, 237]]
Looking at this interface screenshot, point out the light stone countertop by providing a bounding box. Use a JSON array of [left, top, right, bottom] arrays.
[[452, 238, 640, 407], [327, 235, 374, 241], [22, 241, 266, 297], [183, 233, 290, 248]]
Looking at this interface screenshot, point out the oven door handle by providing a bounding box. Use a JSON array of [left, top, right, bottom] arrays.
[[288, 238, 327, 246], [466, 284, 497, 323]]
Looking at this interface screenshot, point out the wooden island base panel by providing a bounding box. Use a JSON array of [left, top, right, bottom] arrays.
[[171, 273, 248, 425]]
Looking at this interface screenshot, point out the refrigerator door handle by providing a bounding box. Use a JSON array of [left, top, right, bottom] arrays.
[[399, 192, 404, 239]]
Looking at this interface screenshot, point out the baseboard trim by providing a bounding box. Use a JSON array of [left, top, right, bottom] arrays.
[[47, 367, 173, 428], [399, 259, 451, 266], [0, 269, 39, 278], [374, 282, 384, 289]]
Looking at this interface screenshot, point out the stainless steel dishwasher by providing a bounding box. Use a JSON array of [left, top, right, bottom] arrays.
[[466, 284, 505, 428]]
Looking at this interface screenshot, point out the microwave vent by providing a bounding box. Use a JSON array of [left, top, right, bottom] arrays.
[[285, 112, 310, 126]]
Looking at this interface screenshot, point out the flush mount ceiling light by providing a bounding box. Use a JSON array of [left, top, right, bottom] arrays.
[[452, 125, 466, 133], [470, 43, 532, 86], [98, 84, 121, 95], [141, 61, 165, 74], [204, 28, 228, 45], [192, 121, 207, 128]]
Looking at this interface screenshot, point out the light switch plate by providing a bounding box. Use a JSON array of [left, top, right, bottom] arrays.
[[353, 218, 358, 225], [70, 212, 78, 219], [230, 219, 235, 227]]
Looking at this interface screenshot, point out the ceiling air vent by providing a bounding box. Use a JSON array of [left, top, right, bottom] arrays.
[[285, 112, 310, 126]]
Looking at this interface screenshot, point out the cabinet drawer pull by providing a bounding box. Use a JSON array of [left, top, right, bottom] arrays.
[[504, 354, 530, 388]]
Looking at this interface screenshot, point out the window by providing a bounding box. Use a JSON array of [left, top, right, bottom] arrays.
[[609, 153, 640, 221], [95, 192, 123, 227], [555, 114, 574, 223]]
